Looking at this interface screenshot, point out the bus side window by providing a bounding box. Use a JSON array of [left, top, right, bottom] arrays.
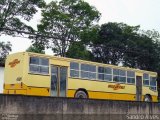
[[81, 64, 96, 80], [70, 62, 79, 78], [127, 71, 135, 84], [150, 77, 157, 91], [29, 57, 49, 74], [143, 73, 149, 86], [113, 69, 126, 83], [98, 67, 112, 81]]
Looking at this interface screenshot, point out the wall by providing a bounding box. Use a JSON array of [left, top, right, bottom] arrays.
[[0, 67, 4, 93], [0, 94, 160, 120]]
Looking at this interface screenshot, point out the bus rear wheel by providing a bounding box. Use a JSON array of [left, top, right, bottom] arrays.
[[144, 95, 152, 102], [75, 90, 88, 98]]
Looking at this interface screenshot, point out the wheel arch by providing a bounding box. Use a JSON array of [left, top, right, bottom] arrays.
[[144, 94, 152, 101], [75, 88, 89, 98]]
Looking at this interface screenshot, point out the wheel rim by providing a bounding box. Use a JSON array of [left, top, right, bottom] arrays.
[[144, 97, 150, 102], [79, 94, 85, 98], [75, 91, 87, 98]]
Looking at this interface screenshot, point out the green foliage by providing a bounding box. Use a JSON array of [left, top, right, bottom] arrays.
[[32, 0, 101, 56], [91, 22, 136, 65], [0, 0, 46, 36], [85, 22, 160, 72], [0, 41, 12, 66], [66, 41, 93, 60], [80, 25, 100, 45], [26, 44, 45, 54]]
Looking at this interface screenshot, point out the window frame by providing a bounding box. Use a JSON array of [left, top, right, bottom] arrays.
[[29, 56, 49, 75], [70, 62, 80, 78], [113, 69, 126, 83], [98, 66, 112, 82], [149, 76, 157, 91], [143, 73, 150, 86], [69, 61, 157, 90], [126, 71, 135, 84], [80, 63, 96, 80]]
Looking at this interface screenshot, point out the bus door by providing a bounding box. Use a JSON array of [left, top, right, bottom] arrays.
[[136, 76, 142, 101], [51, 65, 67, 97]]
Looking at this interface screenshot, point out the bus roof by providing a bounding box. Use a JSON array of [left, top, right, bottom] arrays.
[[8, 52, 157, 75]]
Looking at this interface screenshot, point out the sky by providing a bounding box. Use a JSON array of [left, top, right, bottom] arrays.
[[1, 0, 160, 55]]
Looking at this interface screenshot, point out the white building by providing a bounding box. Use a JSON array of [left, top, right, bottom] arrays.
[[0, 65, 4, 93]]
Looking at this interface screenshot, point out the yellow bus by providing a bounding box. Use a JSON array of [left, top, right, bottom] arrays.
[[3, 52, 158, 102]]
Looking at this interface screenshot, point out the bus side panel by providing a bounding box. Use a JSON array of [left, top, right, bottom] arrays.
[[67, 78, 136, 101], [22, 53, 50, 87], [25, 74, 50, 88], [142, 86, 158, 102], [67, 89, 135, 101], [26, 87, 50, 96], [3, 89, 27, 95], [23, 53, 51, 96]]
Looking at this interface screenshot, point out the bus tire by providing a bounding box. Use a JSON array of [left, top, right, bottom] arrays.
[[75, 90, 88, 98], [144, 95, 152, 102]]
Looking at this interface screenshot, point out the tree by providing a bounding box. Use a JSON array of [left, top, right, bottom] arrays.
[[26, 45, 45, 54], [0, 41, 12, 66], [32, 0, 100, 56], [0, 0, 46, 36], [89, 22, 160, 71], [66, 41, 93, 60], [91, 22, 137, 65], [123, 34, 156, 69], [66, 25, 100, 60], [0, 0, 46, 63], [122, 29, 160, 71]]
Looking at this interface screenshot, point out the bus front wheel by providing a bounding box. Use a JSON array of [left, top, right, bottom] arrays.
[[75, 90, 88, 98], [144, 95, 152, 102]]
